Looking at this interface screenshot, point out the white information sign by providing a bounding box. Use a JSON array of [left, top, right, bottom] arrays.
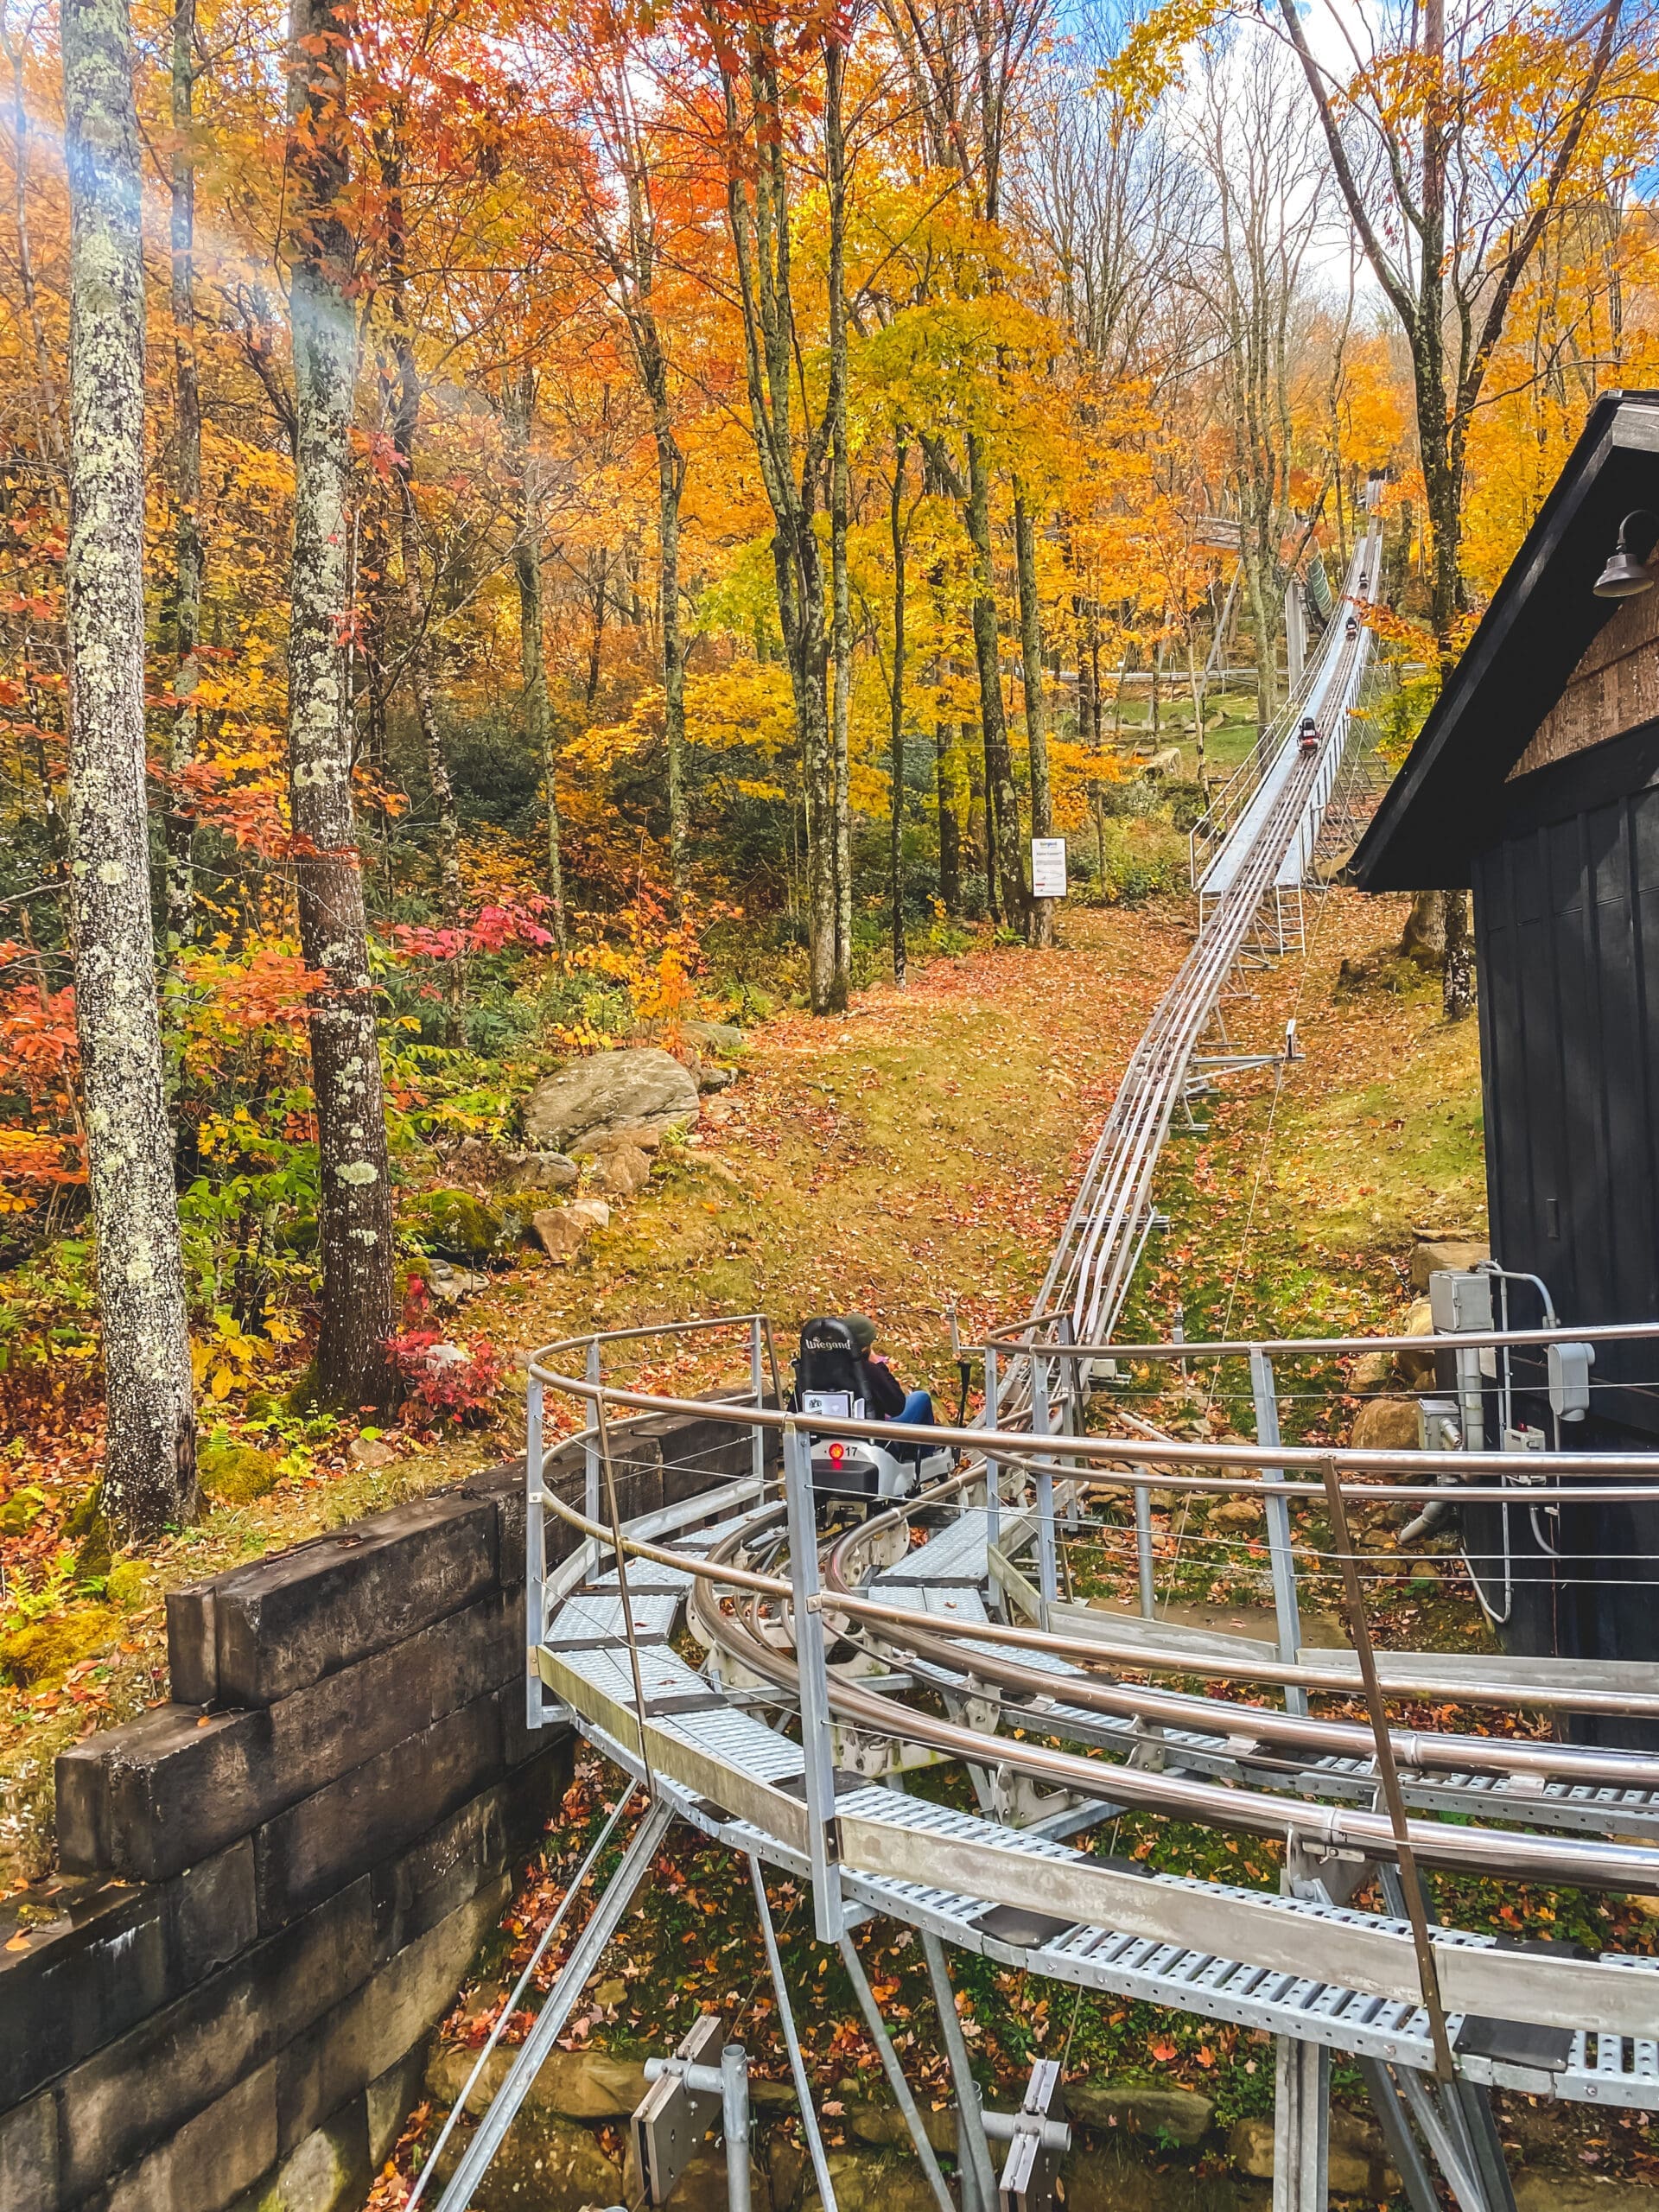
[[1031, 836, 1068, 899]]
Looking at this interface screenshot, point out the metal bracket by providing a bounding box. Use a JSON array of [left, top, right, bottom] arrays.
[[986, 2060, 1070, 2212], [633, 2015, 727, 2207]]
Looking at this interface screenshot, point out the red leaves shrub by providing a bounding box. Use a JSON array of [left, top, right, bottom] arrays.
[[387, 1328, 509, 1427]]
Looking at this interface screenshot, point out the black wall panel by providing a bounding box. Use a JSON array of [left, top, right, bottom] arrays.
[[1472, 766, 1659, 1713]]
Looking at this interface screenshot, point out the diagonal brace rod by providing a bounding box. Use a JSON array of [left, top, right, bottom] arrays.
[[433, 1799, 673, 2212], [838, 1929, 957, 2212]]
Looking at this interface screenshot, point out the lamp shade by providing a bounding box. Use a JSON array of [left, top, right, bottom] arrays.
[[1593, 546, 1656, 599]]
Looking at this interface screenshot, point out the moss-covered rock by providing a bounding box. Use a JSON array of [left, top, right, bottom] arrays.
[[105, 1559, 153, 1610], [199, 1440, 281, 1505], [399, 1187, 505, 1263], [1, 1605, 111, 1688]]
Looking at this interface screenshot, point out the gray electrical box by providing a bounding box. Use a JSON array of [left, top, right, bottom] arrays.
[[1428, 1269, 1494, 1334], [1418, 1395, 1461, 1452], [1548, 1342, 1596, 1422]]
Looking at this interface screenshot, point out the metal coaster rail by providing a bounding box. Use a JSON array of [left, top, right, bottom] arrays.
[[1036, 526, 1380, 1348]]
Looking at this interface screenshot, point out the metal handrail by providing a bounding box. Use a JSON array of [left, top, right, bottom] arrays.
[[526, 1334, 1659, 1496]]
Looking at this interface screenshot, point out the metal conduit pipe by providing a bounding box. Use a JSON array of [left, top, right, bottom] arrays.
[[681, 1533, 1659, 1893]]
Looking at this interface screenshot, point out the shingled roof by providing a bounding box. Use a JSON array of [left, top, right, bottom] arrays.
[[1352, 391, 1659, 892]]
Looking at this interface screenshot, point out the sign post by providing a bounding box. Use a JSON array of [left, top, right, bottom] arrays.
[[1030, 837, 1067, 901]]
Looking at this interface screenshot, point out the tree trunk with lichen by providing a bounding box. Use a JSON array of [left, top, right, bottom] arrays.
[[162, 0, 200, 1073], [1442, 887, 1474, 1019], [506, 367, 565, 946], [1015, 487, 1052, 947], [62, 0, 198, 1537], [285, 0, 394, 1410]]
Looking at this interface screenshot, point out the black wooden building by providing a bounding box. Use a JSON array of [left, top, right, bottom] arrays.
[[1353, 391, 1659, 1732]]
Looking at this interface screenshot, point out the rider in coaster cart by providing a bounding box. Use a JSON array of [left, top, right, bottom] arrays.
[[793, 1314, 952, 1504]]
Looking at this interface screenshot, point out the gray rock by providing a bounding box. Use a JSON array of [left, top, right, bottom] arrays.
[[800, 2147, 940, 2212], [1064, 2143, 1266, 2212], [497, 1151, 580, 1194], [425, 1259, 488, 1306], [1063, 2083, 1214, 2146], [525, 1048, 700, 1153], [1228, 2110, 1395, 2197], [594, 1145, 652, 1198], [1515, 2179, 1659, 2212], [427, 2040, 647, 2121], [1410, 1236, 1490, 1292], [698, 1064, 736, 1094], [845, 2099, 957, 2153], [658, 2141, 770, 2212], [425, 2106, 621, 2212], [583, 1125, 664, 1155], [531, 1198, 612, 1260], [682, 1020, 747, 1052], [1349, 1394, 1421, 1452]]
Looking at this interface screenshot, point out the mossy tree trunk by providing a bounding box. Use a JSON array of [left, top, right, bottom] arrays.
[[62, 0, 198, 1536], [284, 0, 395, 1409]]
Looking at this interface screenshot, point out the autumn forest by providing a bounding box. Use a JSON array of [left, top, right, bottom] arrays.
[[1, 0, 1656, 1546]]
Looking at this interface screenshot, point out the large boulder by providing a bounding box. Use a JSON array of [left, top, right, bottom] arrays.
[[525, 1046, 700, 1153], [682, 1020, 747, 1054], [799, 2148, 939, 2212], [845, 2099, 957, 2153], [428, 2041, 647, 2121], [1062, 2082, 1213, 2146], [399, 1187, 505, 1264], [1396, 1297, 1439, 1383], [1229, 2109, 1395, 2197], [424, 2107, 621, 2212], [1410, 1236, 1490, 1292]]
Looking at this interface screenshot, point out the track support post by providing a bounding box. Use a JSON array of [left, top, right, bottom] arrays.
[[749, 1316, 767, 1492], [1134, 1476, 1154, 1619], [1272, 2035, 1329, 2212], [984, 1344, 1001, 1612], [1029, 1351, 1057, 1627], [782, 1422, 843, 1940], [525, 1373, 547, 1728], [922, 1929, 999, 2212], [584, 1337, 602, 1571], [1249, 1348, 1306, 1714]]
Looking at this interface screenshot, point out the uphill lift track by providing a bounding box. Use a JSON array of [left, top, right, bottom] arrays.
[[429, 529, 1659, 2212]]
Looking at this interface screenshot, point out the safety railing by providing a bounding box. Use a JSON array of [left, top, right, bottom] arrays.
[[513, 1302, 1659, 2171]]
